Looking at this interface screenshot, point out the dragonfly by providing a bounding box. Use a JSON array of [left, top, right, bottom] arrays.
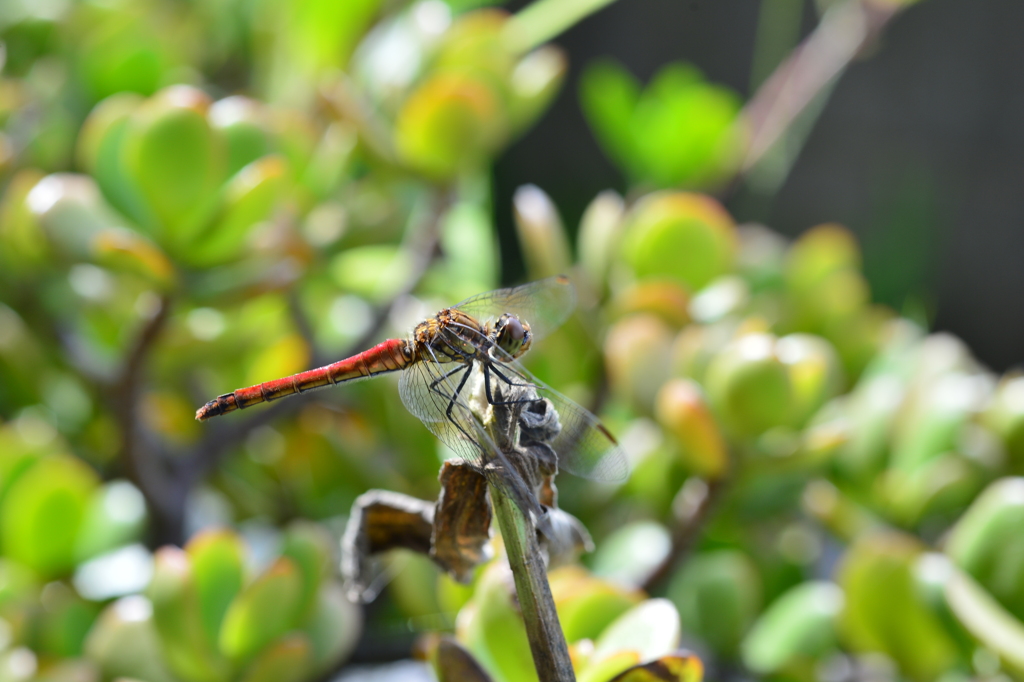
[[195, 275, 629, 486]]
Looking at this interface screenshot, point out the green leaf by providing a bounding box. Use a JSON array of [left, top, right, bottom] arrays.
[[188, 155, 289, 266], [208, 96, 274, 177], [84, 596, 178, 682], [705, 334, 796, 437], [577, 190, 625, 289], [77, 93, 154, 230], [74, 480, 148, 563], [34, 580, 103, 657], [148, 547, 232, 682], [946, 477, 1024, 622], [590, 522, 672, 590], [0, 169, 49, 273], [667, 552, 760, 656], [579, 59, 641, 174], [944, 565, 1024, 675], [219, 557, 303, 663], [621, 192, 737, 292], [436, 201, 500, 301], [606, 652, 704, 682], [330, 245, 413, 302], [507, 46, 566, 134], [591, 599, 681, 664], [237, 634, 314, 682], [512, 184, 572, 280], [459, 562, 538, 682], [276, 0, 380, 74], [395, 73, 503, 179], [186, 529, 247, 650], [603, 314, 675, 413], [281, 520, 335, 622], [0, 454, 99, 578], [549, 566, 643, 644], [741, 581, 843, 674], [124, 86, 226, 243], [0, 559, 37, 609], [26, 174, 124, 260], [632, 64, 740, 188], [837, 532, 958, 681], [302, 583, 362, 675], [77, 6, 171, 100]]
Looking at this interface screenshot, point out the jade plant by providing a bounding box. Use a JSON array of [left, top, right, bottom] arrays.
[[4, 0, 1024, 681], [85, 524, 361, 682]]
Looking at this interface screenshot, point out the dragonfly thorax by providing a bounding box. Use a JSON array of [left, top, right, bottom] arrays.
[[413, 308, 533, 365]]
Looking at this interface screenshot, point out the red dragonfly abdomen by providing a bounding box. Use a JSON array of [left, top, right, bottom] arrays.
[[195, 338, 413, 421]]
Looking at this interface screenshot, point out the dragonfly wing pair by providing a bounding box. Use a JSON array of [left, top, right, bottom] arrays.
[[398, 327, 628, 484], [451, 275, 577, 343]]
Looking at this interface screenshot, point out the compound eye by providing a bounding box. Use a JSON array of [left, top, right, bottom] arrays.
[[505, 317, 524, 342]]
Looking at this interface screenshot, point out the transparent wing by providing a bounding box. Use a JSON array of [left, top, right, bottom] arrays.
[[484, 344, 629, 483], [451, 275, 576, 342], [399, 354, 548, 521], [398, 359, 485, 469]]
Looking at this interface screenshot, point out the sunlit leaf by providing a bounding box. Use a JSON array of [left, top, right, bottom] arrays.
[[84, 596, 178, 682], [549, 565, 644, 643], [302, 583, 363, 675], [946, 477, 1024, 622], [237, 634, 313, 682], [741, 581, 843, 674], [186, 529, 247, 650], [837, 532, 959, 680], [0, 454, 98, 577], [668, 551, 760, 656], [606, 652, 703, 682], [219, 557, 303, 663], [124, 86, 226, 244], [579, 60, 641, 174], [148, 547, 232, 682], [281, 521, 335, 621], [622, 192, 737, 293], [74, 480, 148, 562]]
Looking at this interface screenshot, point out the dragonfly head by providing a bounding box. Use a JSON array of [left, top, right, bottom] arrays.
[[494, 313, 532, 359]]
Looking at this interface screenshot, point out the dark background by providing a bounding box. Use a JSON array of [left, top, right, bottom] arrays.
[[494, 0, 1024, 372]]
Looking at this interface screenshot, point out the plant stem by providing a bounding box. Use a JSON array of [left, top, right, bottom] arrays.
[[641, 476, 727, 594], [737, 0, 899, 190], [504, 0, 618, 55], [490, 486, 576, 682]]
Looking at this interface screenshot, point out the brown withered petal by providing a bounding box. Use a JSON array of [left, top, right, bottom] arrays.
[[435, 636, 495, 682], [341, 489, 435, 601], [431, 460, 493, 581], [607, 651, 704, 682], [539, 475, 557, 508], [542, 507, 594, 569]]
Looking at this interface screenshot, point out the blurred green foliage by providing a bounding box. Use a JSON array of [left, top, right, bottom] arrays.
[[3, 0, 1023, 681]]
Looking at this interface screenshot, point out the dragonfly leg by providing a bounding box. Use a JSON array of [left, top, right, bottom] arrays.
[[484, 364, 543, 407], [425, 364, 480, 450], [490, 365, 534, 390], [427, 364, 466, 391]]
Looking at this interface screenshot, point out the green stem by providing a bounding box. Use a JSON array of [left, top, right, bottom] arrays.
[[491, 487, 576, 682], [504, 0, 619, 55]]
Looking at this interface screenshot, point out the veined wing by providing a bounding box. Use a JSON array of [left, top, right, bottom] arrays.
[[398, 358, 485, 469], [485, 343, 629, 484], [398, 352, 548, 521], [451, 275, 576, 342]]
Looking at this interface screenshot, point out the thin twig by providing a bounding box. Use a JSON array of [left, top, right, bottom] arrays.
[[491, 486, 575, 681], [481, 382, 575, 681], [640, 476, 728, 594], [111, 295, 182, 539], [734, 0, 899, 185]]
